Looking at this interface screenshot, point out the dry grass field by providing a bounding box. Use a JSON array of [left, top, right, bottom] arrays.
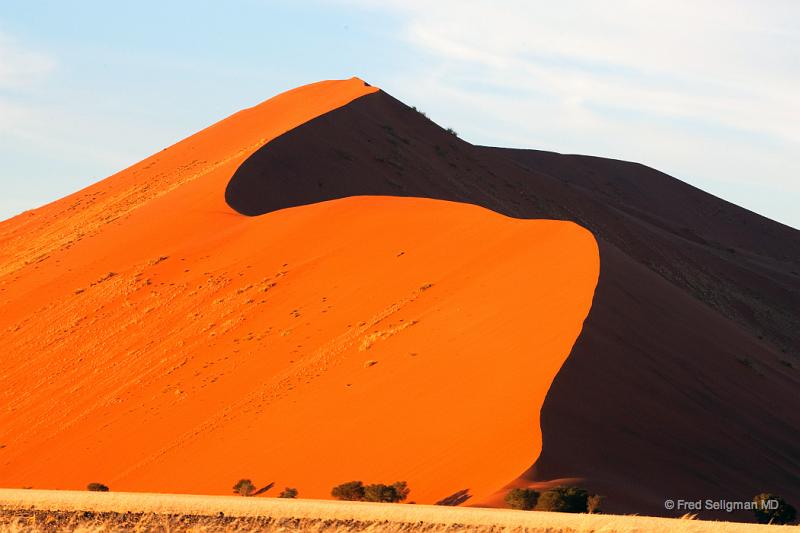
[[0, 489, 791, 532]]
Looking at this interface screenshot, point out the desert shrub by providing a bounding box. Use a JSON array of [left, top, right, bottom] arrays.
[[504, 488, 539, 510], [331, 481, 365, 501], [391, 481, 410, 502], [411, 106, 428, 118], [278, 487, 298, 498], [445, 127, 458, 137], [363, 481, 410, 503], [363, 483, 396, 502], [753, 493, 797, 524], [232, 479, 256, 497], [86, 482, 109, 492], [587, 494, 603, 513], [535, 486, 589, 513], [332, 481, 408, 502]]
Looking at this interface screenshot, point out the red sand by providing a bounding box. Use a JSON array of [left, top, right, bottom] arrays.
[[0, 79, 598, 504]]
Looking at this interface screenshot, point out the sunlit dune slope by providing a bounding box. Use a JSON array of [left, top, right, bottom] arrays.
[[0, 79, 599, 504]]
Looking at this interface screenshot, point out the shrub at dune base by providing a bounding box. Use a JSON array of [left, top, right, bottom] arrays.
[[278, 487, 298, 499], [587, 494, 604, 514], [535, 486, 589, 513], [504, 488, 539, 510], [363, 482, 410, 503], [753, 493, 797, 525], [232, 479, 256, 497], [332, 480, 410, 503], [86, 483, 109, 492], [331, 481, 366, 501]]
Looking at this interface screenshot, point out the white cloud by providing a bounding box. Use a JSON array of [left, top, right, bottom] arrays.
[[390, 1, 799, 139], [0, 32, 55, 89], [343, 0, 800, 225]]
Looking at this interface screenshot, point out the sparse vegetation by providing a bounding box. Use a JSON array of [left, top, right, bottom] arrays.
[[535, 486, 589, 513], [752, 493, 796, 525], [232, 479, 256, 497], [363, 482, 410, 503], [278, 487, 298, 499], [504, 487, 539, 510], [0, 489, 785, 532], [587, 494, 604, 514], [411, 106, 428, 118], [332, 481, 409, 503], [86, 483, 109, 492], [331, 481, 366, 501], [445, 127, 458, 137]]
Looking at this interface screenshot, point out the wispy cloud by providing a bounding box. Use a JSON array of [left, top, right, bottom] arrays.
[[339, 0, 800, 225], [397, 1, 799, 141], [0, 31, 56, 89]]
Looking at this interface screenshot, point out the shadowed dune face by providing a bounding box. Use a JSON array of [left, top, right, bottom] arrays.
[[218, 89, 800, 518], [0, 81, 600, 504]]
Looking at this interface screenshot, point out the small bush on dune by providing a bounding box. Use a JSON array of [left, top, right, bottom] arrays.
[[232, 479, 256, 497], [753, 493, 797, 525], [411, 106, 428, 118], [279, 487, 298, 498], [332, 481, 365, 501], [535, 486, 589, 513], [504, 488, 539, 510], [363, 481, 410, 503], [86, 482, 109, 492]]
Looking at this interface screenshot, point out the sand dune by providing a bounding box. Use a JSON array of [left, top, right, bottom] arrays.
[[0, 79, 598, 505], [201, 85, 800, 519], [1, 77, 797, 521]]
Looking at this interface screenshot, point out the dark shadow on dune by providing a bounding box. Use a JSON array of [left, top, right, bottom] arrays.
[[435, 489, 472, 506], [224, 89, 800, 520], [253, 482, 274, 496]]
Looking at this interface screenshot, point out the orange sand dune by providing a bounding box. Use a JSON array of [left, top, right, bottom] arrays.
[[0, 79, 598, 504]]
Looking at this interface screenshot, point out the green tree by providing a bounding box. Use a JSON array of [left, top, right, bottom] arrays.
[[535, 486, 589, 513], [753, 493, 797, 525], [587, 494, 603, 514], [278, 487, 298, 499], [504, 488, 539, 510], [232, 479, 256, 497], [391, 481, 410, 502], [362, 481, 410, 503], [331, 481, 365, 501]]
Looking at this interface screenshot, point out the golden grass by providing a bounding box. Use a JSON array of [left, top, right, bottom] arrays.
[[0, 489, 787, 532]]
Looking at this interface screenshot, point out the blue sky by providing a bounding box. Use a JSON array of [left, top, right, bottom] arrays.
[[1, 1, 798, 228]]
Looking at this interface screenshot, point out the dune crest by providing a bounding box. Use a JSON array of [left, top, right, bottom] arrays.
[[0, 77, 376, 279]]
